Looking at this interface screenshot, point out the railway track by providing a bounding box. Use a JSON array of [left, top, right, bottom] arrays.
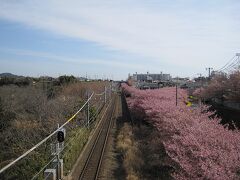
[[78, 94, 117, 180]]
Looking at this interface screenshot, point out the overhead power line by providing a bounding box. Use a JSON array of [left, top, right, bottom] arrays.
[[0, 89, 108, 175], [218, 55, 236, 71], [218, 54, 240, 73]]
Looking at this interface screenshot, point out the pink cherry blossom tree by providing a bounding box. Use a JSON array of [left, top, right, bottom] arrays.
[[122, 83, 240, 179]]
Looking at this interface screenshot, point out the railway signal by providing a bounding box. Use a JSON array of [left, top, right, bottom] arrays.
[[57, 130, 65, 143]]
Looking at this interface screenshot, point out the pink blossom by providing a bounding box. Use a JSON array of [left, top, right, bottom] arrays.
[[122, 83, 240, 180]]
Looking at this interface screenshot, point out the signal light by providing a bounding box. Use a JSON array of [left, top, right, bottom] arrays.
[[57, 130, 65, 143]]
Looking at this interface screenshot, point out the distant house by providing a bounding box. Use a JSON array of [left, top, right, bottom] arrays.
[[77, 77, 88, 81], [211, 71, 227, 78]]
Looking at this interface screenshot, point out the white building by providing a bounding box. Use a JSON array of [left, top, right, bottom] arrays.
[[133, 73, 171, 82]]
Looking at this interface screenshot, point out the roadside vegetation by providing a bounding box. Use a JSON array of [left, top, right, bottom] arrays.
[[194, 70, 240, 102], [116, 123, 142, 179], [116, 122, 175, 180], [0, 75, 108, 179], [193, 70, 240, 128]]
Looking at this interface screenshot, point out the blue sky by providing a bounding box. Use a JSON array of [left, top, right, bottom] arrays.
[[0, 0, 240, 80]]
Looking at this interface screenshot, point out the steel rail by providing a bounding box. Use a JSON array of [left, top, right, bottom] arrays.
[[78, 96, 116, 180]]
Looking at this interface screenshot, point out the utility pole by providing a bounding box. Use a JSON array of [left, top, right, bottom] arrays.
[[197, 73, 203, 108], [176, 77, 178, 106], [206, 67, 213, 78], [104, 86, 107, 103], [56, 124, 61, 179], [87, 91, 90, 128], [197, 73, 202, 84], [236, 53, 240, 66]]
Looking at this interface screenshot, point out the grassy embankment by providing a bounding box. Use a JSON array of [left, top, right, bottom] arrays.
[[0, 80, 108, 179]]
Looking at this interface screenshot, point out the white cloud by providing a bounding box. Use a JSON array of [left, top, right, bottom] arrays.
[[0, 0, 240, 75], [0, 48, 146, 70]]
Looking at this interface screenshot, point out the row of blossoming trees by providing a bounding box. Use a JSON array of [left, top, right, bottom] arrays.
[[122, 83, 240, 180], [194, 71, 240, 102]]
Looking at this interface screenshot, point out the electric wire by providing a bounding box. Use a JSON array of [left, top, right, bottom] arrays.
[[4, 88, 109, 179], [0, 92, 95, 174], [218, 55, 237, 71]]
